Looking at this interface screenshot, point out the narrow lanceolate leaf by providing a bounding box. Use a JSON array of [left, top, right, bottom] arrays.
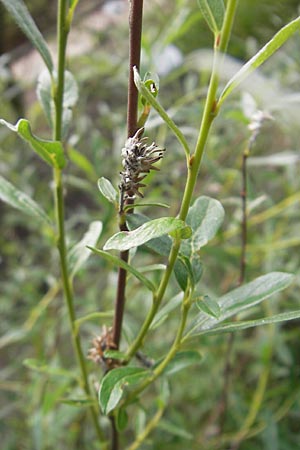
[[88, 247, 156, 292], [68, 221, 103, 277], [186, 272, 294, 338], [0, 175, 52, 226], [0, 0, 53, 73], [219, 16, 300, 107], [199, 309, 300, 336], [37, 70, 78, 137], [103, 217, 187, 252], [97, 177, 118, 206], [99, 367, 149, 414], [0, 119, 66, 169], [197, 0, 225, 34]]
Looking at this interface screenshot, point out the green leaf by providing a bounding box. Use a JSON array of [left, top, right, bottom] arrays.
[[23, 359, 77, 379], [134, 67, 190, 158], [186, 272, 294, 338], [115, 408, 129, 432], [219, 16, 300, 107], [98, 177, 118, 206], [195, 295, 221, 319], [37, 70, 78, 136], [197, 0, 225, 34], [0, 175, 52, 226], [200, 309, 300, 336], [154, 351, 202, 376], [68, 221, 102, 277], [169, 225, 192, 240], [103, 217, 187, 252], [99, 367, 149, 414], [88, 247, 156, 292], [0, 0, 53, 73], [0, 119, 66, 168], [174, 256, 195, 291], [61, 397, 94, 407], [181, 196, 225, 254], [103, 350, 127, 360], [126, 213, 172, 256]]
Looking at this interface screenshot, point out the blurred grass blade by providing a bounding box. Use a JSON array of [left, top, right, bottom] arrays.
[[0, 119, 66, 168], [0, 175, 52, 226], [219, 16, 300, 107], [23, 359, 77, 379], [134, 67, 190, 158], [0, 0, 53, 73], [198, 310, 300, 336], [88, 247, 156, 292], [197, 0, 225, 34]]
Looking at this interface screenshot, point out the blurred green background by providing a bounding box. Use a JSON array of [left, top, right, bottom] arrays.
[[1, 1, 300, 449]]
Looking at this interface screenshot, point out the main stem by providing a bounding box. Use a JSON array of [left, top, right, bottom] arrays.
[[112, 0, 144, 349], [53, 0, 105, 443], [126, 0, 238, 360]]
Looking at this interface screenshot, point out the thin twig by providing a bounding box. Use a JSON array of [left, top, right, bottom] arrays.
[[216, 144, 249, 435]]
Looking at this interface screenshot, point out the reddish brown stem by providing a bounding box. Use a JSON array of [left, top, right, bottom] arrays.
[[112, 0, 144, 350]]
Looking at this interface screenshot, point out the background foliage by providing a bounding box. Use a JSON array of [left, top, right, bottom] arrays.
[[1, 0, 300, 449]]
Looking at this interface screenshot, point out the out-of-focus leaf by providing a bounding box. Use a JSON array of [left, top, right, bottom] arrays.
[[37, 70, 78, 136], [68, 221, 102, 277], [0, 0, 53, 73], [23, 359, 77, 379], [0, 175, 52, 226], [68, 146, 97, 179]]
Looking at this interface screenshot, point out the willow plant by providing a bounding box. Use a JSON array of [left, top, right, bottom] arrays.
[[1, 1, 300, 449]]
